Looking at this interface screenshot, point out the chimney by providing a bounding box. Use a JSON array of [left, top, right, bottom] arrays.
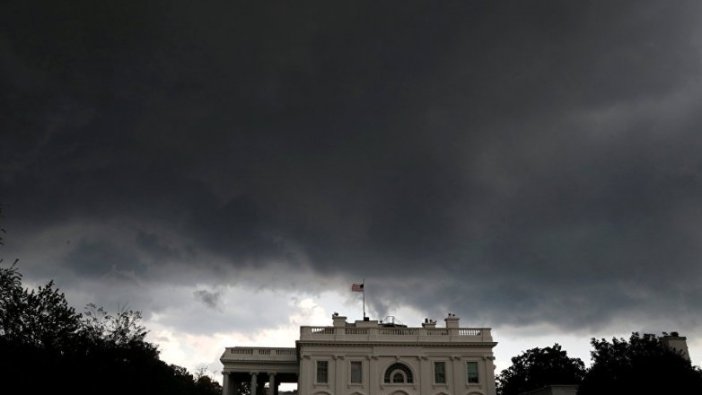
[[662, 332, 690, 361], [445, 313, 460, 329], [422, 318, 437, 328], [332, 313, 347, 328]]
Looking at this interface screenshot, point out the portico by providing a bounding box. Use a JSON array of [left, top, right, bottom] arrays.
[[221, 347, 299, 395]]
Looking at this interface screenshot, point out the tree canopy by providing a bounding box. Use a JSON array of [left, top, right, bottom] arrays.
[[0, 263, 221, 395], [497, 344, 585, 395], [578, 332, 702, 395]]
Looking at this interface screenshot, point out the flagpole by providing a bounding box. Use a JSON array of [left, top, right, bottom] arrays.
[[362, 278, 366, 319]]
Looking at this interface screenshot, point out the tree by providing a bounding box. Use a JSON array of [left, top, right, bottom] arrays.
[[497, 344, 585, 395], [0, 262, 81, 348], [194, 367, 224, 395], [578, 332, 702, 395], [1, 263, 85, 394], [0, 262, 222, 395], [80, 303, 152, 349]]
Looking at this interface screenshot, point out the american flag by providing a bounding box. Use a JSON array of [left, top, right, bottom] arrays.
[[351, 283, 364, 292]]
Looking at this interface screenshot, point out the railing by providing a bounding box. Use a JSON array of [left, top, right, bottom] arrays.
[[230, 348, 254, 354], [223, 347, 297, 361], [310, 327, 335, 334], [299, 326, 492, 342], [345, 328, 369, 335], [378, 328, 420, 335]]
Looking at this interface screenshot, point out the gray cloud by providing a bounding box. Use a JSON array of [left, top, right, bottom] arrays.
[[62, 239, 146, 278], [194, 289, 222, 311], [2, 0, 702, 339]]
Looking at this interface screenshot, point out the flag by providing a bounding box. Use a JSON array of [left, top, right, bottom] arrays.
[[351, 283, 364, 292]]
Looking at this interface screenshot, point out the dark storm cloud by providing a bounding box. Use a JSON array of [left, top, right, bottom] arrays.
[[3, 1, 702, 333], [62, 239, 145, 277], [194, 289, 222, 311]]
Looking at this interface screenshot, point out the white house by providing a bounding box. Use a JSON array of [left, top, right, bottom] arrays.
[[221, 313, 498, 395]]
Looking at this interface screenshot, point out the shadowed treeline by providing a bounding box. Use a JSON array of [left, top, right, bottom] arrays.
[[0, 263, 221, 395], [497, 335, 702, 395]]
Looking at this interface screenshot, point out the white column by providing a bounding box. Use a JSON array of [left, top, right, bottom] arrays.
[[222, 373, 230, 395], [250, 372, 258, 395], [369, 356, 378, 395], [268, 373, 276, 395], [299, 356, 310, 395], [335, 356, 344, 395], [486, 357, 497, 395], [452, 356, 462, 394], [420, 357, 431, 395]]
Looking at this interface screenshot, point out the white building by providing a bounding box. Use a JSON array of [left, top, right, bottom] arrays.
[[221, 313, 498, 395]]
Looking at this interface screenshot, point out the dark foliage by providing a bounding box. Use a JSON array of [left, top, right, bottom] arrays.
[[578, 332, 702, 395], [0, 263, 221, 395], [0, 205, 4, 245], [497, 344, 586, 395]]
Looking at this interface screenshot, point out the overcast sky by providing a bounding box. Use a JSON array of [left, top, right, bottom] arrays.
[[2, 0, 702, 380]]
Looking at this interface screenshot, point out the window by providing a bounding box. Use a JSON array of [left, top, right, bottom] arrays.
[[434, 361, 446, 384], [466, 361, 479, 384], [384, 362, 413, 383], [392, 372, 405, 383], [350, 361, 362, 383], [316, 360, 328, 383]]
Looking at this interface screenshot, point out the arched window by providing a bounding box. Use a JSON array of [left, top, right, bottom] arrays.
[[384, 363, 413, 383]]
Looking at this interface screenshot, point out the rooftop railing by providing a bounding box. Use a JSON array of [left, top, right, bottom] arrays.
[[222, 347, 297, 361], [299, 326, 493, 342]]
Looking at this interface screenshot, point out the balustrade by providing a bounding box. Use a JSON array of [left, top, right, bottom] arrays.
[[224, 347, 298, 361], [299, 326, 492, 341]]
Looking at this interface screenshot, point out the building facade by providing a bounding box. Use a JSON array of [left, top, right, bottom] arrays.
[[221, 313, 498, 395]]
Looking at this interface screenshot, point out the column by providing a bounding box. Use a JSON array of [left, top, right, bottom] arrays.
[[452, 356, 462, 394], [334, 355, 344, 395], [250, 372, 258, 395], [420, 357, 431, 395], [486, 356, 497, 395], [369, 356, 378, 395], [268, 373, 276, 395], [222, 373, 230, 395]]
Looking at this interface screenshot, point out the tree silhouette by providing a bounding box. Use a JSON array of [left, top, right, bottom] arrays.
[[497, 344, 585, 395], [0, 262, 221, 395], [195, 367, 224, 395], [578, 332, 702, 395], [0, 264, 80, 348]]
